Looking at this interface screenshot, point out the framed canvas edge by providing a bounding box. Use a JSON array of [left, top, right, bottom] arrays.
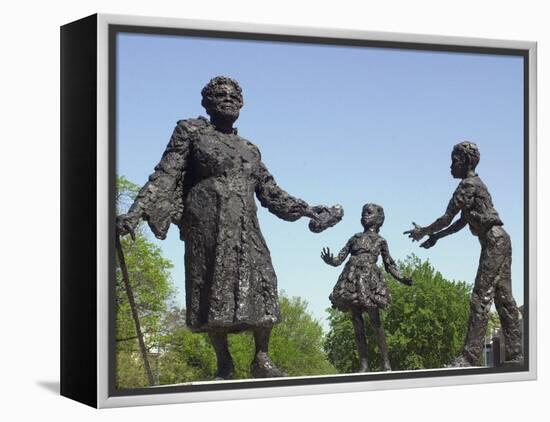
[[95, 13, 538, 408]]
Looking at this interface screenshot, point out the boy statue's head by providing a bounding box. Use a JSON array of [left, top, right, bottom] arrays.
[[451, 141, 480, 179]]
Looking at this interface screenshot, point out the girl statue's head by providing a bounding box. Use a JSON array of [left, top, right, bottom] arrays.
[[361, 203, 385, 232]]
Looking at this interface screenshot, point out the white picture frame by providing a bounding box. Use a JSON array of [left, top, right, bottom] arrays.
[[60, 13, 537, 408]]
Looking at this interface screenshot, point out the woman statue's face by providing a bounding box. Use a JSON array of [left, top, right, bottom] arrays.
[[205, 84, 243, 121]]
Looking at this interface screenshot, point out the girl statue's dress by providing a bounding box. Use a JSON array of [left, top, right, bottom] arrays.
[[329, 231, 393, 311]]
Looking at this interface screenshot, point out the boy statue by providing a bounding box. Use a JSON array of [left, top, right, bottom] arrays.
[[404, 141, 523, 367]]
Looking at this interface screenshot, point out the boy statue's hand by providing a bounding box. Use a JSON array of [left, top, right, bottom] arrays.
[[420, 236, 438, 249], [404, 222, 427, 241]]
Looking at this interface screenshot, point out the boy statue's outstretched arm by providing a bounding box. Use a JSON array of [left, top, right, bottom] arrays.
[[420, 216, 467, 249], [405, 180, 474, 242]]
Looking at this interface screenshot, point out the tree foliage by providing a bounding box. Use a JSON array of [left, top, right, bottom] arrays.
[[115, 176, 175, 388], [324, 255, 472, 372], [155, 307, 217, 384], [270, 294, 336, 376]]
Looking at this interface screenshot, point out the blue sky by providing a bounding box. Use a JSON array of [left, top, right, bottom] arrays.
[[116, 32, 525, 329]]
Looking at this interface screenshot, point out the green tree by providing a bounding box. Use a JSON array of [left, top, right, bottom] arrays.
[[271, 294, 337, 376], [155, 306, 217, 384], [324, 255, 471, 372], [115, 176, 175, 389]]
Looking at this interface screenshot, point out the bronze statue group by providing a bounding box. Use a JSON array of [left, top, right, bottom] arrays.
[[117, 76, 523, 380]]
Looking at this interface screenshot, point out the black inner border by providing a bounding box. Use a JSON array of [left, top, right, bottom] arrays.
[[108, 24, 530, 398]]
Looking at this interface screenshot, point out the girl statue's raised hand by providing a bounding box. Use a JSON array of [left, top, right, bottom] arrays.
[[322, 203, 413, 372]]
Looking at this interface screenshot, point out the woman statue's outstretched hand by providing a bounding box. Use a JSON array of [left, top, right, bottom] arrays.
[[308, 205, 344, 233]]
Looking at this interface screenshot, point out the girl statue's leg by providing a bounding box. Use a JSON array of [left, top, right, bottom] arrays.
[[351, 308, 369, 372], [367, 307, 391, 371]]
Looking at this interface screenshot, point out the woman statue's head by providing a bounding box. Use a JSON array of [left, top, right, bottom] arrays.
[[201, 76, 244, 123]]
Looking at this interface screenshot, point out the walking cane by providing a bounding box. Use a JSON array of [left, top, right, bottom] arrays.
[[115, 233, 155, 386]]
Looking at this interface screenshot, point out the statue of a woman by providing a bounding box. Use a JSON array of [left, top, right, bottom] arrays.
[[322, 203, 412, 372], [117, 76, 342, 380]]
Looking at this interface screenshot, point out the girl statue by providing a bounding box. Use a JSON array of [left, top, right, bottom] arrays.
[[321, 203, 413, 372]]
